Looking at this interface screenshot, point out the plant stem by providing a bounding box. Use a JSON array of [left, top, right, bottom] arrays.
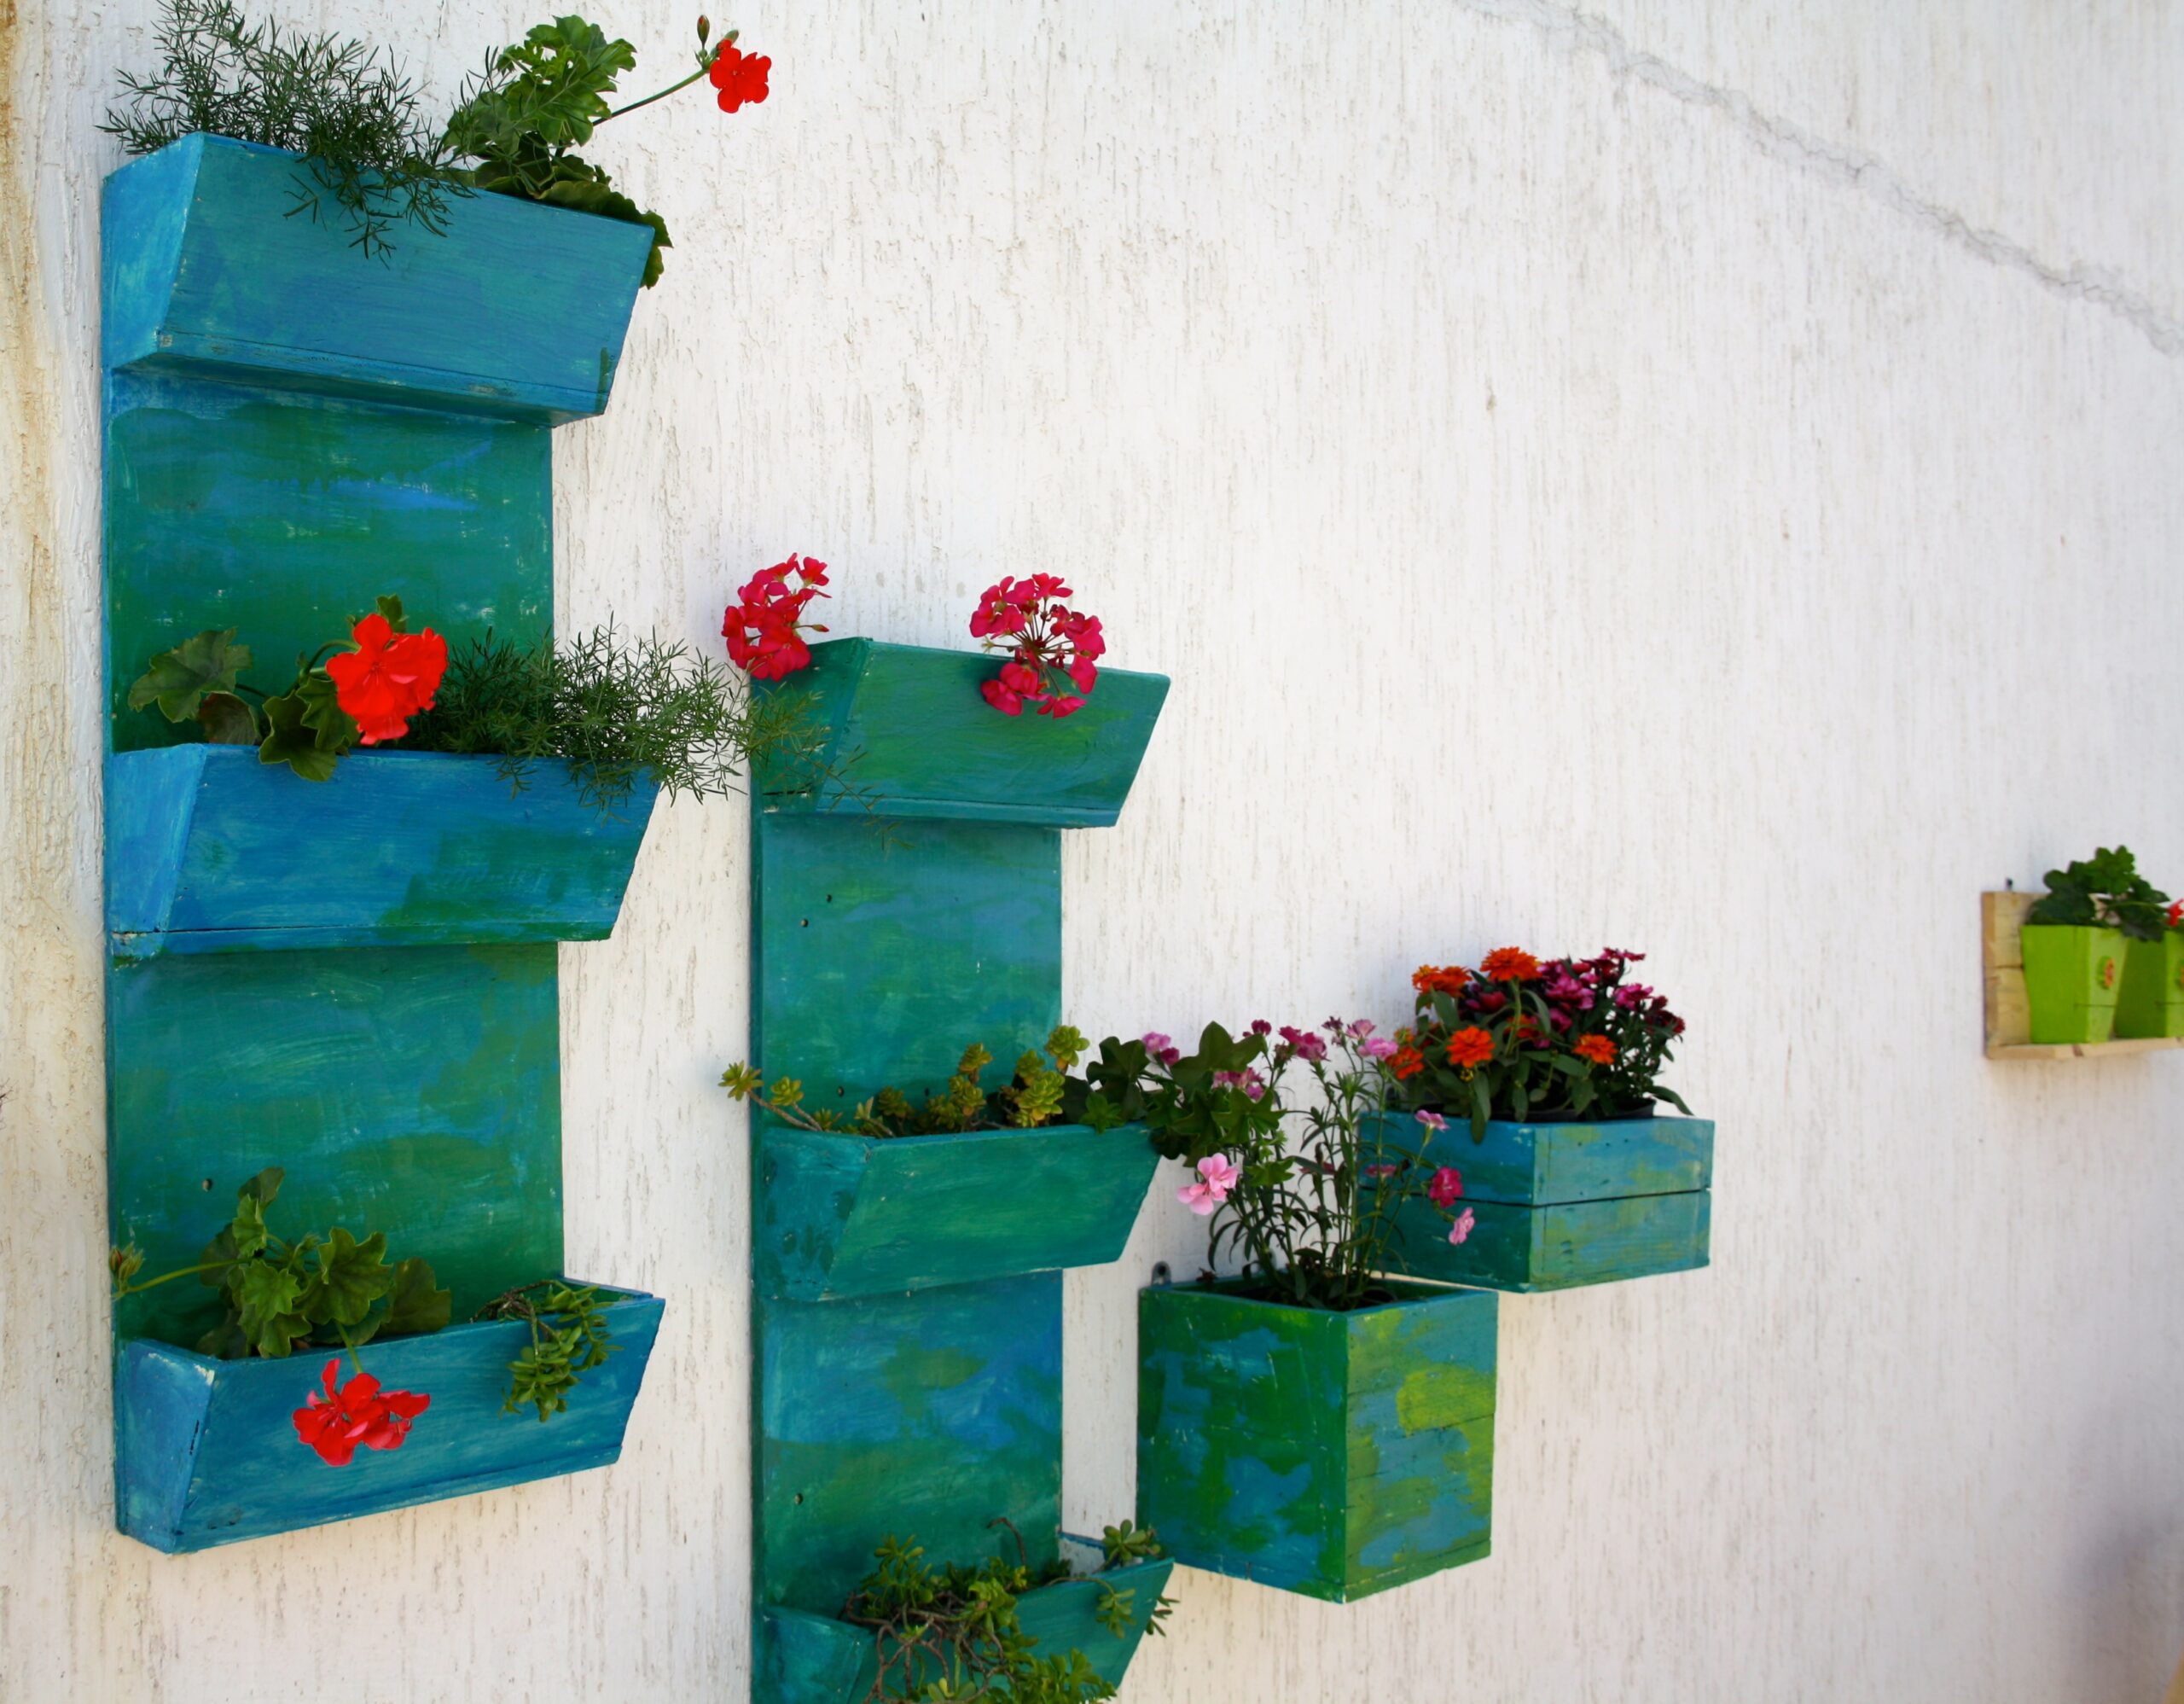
[[113, 1259, 230, 1297], [601, 36, 732, 123]]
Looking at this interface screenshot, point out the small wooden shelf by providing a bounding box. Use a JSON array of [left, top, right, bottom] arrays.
[[1982, 890, 2184, 1059]]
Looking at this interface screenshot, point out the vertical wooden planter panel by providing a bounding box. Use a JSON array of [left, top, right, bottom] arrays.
[[749, 643, 1169, 1699], [1372, 1113, 1714, 1293], [102, 134, 663, 1550], [1137, 1281, 1496, 1602]]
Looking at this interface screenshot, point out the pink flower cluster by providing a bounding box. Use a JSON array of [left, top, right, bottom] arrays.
[[970, 574, 1104, 717], [724, 554, 830, 680]]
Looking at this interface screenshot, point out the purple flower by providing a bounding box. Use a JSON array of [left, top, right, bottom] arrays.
[[1541, 970, 1594, 1010], [1613, 983, 1653, 1009], [1249, 1019, 1273, 1036], [1141, 1032, 1172, 1054]]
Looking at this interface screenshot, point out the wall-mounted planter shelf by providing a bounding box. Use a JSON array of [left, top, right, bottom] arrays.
[[1375, 1112, 1713, 1293], [1983, 890, 2184, 1059], [102, 135, 663, 1550], [104, 132, 653, 422], [107, 747, 657, 957], [755, 638, 1168, 826], [1138, 1281, 1496, 1603], [757, 1120, 1160, 1300], [115, 1287, 663, 1554], [757, 1544, 1175, 1702]]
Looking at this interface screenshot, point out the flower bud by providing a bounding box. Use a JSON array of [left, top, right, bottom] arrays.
[[696, 14, 711, 43]]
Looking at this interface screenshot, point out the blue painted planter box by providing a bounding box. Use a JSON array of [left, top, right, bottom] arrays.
[[756, 1120, 1159, 1300], [1374, 1112, 1714, 1292], [107, 746, 657, 957], [115, 1286, 663, 1553], [755, 640, 1170, 827], [756, 1543, 1174, 1704], [1137, 1281, 1496, 1602], [102, 133, 653, 422]]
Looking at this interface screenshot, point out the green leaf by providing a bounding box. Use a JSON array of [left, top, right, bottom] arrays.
[[295, 670, 358, 750], [300, 1226, 396, 1329], [234, 1260, 310, 1358], [374, 594, 407, 631], [195, 690, 259, 744], [128, 628, 252, 724], [258, 690, 341, 781], [228, 1166, 283, 1253], [381, 1256, 452, 1338], [195, 1317, 248, 1361]]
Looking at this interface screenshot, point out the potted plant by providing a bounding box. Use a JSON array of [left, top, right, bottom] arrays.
[[1379, 950, 1713, 1292], [2020, 849, 2166, 1044], [1069, 1021, 1496, 1602], [723, 1029, 1162, 1300]]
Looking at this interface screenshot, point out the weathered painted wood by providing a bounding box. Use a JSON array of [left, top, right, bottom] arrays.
[[756, 640, 1169, 826], [107, 747, 657, 956], [1137, 1281, 1496, 1602], [758, 1276, 1065, 1615], [103, 134, 653, 422], [114, 1288, 663, 1553], [1368, 1112, 1715, 1205], [753, 1549, 1176, 1704], [756, 1121, 1159, 1300]]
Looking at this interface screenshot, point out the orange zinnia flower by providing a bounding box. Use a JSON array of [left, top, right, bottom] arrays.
[[1479, 948, 1540, 983], [1573, 1034, 1617, 1066], [1444, 1027, 1494, 1069], [1412, 964, 1472, 997], [1391, 1046, 1426, 1080]]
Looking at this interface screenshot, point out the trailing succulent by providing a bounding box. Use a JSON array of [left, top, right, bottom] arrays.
[[2026, 846, 2174, 942]]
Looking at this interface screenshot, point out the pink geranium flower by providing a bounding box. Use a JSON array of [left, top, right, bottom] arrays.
[[1177, 1154, 1241, 1216]]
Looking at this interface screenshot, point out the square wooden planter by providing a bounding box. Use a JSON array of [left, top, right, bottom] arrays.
[[115, 1286, 664, 1553], [755, 1120, 1160, 1300], [754, 639, 1170, 827], [1137, 1280, 1496, 1602], [103, 132, 653, 421], [107, 747, 657, 957], [1376, 1112, 1713, 1293], [755, 1544, 1174, 1704]]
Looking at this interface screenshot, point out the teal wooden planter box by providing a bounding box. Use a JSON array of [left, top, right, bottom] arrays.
[[756, 1544, 1174, 1703], [2114, 931, 2184, 1038], [755, 640, 1170, 827], [756, 1121, 1159, 1300], [102, 132, 653, 422], [1137, 1281, 1496, 1602], [114, 1286, 663, 1553], [2019, 923, 2126, 1044], [107, 747, 657, 957], [1374, 1112, 1713, 1293]]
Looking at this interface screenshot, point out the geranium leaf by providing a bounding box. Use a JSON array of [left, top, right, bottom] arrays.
[[127, 628, 252, 724], [381, 1256, 451, 1338], [258, 690, 341, 781], [302, 1226, 395, 1329], [234, 1261, 309, 1358], [195, 690, 259, 745], [375, 594, 407, 631], [295, 672, 358, 752]]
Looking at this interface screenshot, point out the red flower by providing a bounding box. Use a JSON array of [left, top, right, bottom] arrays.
[[972, 576, 1104, 718], [1444, 1027, 1494, 1069], [980, 659, 1045, 716], [1427, 1166, 1464, 1207], [1479, 947, 1541, 983], [1573, 1034, 1617, 1066], [709, 44, 770, 113], [292, 1358, 430, 1466], [326, 612, 448, 745], [724, 554, 829, 679], [1391, 1046, 1425, 1080], [2169, 901, 2182, 928]]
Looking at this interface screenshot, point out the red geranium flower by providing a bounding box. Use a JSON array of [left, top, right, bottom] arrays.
[[1573, 1034, 1617, 1066], [970, 576, 1105, 718], [326, 612, 448, 745], [1444, 1027, 1494, 1069], [293, 1358, 431, 1467], [1479, 947, 1541, 983], [710, 44, 771, 113], [724, 554, 829, 679]]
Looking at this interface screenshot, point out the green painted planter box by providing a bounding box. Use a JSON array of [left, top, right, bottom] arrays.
[[1371, 1112, 1713, 1293], [1137, 1281, 1496, 1602], [2021, 923, 2125, 1044], [2115, 931, 2184, 1038], [754, 639, 1169, 827], [755, 1543, 1174, 1703], [754, 1120, 1160, 1300]]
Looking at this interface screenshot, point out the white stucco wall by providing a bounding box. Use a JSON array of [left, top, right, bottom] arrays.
[[6, 3, 2184, 1700]]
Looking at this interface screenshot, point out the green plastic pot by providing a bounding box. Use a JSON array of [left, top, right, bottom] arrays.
[[2019, 923, 2126, 1044], [2114, 930, 2184, 1038]]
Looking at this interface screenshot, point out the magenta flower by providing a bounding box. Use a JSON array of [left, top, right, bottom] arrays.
[[1177, 1154, 1241, 1216], [1428, 1166, 1464, 1207], [1141, 1031, 1182, 1066], [1279, 1025, 1328, 1063], [1362, 1162, 1401, 1179], [1249, 1020, 1273, 1036], [1362, 1036, 1398, 1060], [1447, 1207, 1476, 1246], [1414, 1109, 1448, 1132], [1349, 1019, 1377, 1038]]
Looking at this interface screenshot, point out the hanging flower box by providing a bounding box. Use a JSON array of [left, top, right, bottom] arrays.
[[754, 639, 1169, 828], [755, 1120, 1159, 1300], [114, 1285, 664, 1554], [2116, 929, 2184, 1039], [755, 1544, 1175, 1704], [1136, 1280, 1496, 1603], [102, 132, 653, 421], [106, 746, 658, 957], [1374, 1111, 1713, 1293]]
